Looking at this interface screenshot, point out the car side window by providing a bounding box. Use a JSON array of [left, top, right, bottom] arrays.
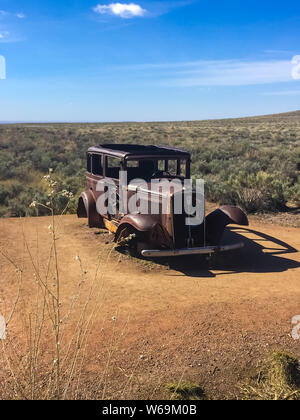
[[179, 160, 187, 177], [167, 160, 177, 176], [92, 154, 103, 176], [106, 156, 121, 179]]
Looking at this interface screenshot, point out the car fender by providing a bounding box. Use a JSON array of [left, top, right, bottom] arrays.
[[117, 214, 158, 233], [77, 190, 102, 228], [115, 214, 172, 248], [205, 205, 248, 245]]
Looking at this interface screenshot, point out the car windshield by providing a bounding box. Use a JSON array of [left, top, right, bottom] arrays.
[[125, 159, 187, 182]]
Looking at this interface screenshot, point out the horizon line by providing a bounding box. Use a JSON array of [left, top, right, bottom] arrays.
[[0, 109, 299, 125]]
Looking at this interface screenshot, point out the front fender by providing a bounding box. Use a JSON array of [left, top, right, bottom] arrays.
[[205, 205, 248, 245], [115, 214, 173, 248], [117, 214, 158, 233]]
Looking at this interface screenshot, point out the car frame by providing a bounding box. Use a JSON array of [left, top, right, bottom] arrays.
[[77, 144, 248, 257]]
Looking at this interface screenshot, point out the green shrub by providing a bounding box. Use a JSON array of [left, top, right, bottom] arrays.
[[0, 114, 299, 216]]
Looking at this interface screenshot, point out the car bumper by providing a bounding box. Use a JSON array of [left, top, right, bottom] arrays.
[[141, 242, 244, 257]]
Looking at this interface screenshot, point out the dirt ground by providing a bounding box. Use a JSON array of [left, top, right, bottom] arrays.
[[0, 214, 300, 399]]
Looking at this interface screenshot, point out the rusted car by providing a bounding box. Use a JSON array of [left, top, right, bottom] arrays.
[[77, 144, 248, 257]]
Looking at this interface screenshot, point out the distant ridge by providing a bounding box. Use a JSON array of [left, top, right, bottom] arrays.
[[246, 110, 300, 119], [0, 110, 299, 125]]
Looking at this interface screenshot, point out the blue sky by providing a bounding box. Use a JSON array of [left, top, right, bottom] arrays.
[[0, 0, 299, 122]]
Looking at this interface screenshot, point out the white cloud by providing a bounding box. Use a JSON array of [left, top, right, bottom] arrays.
[[264, 49, 294, 55], [262, 90, 300, 96], [119, 59, 296, 87], [170, 60, 293, 87], [0, 10, 26, 19], [0, 31, 9, 41], [93, 3, 147, 18]]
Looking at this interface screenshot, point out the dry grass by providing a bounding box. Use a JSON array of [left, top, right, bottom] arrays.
[[0, 225, 104, 399], [0, 174, 114, 400], [165, 382, 206, 400], [241, 351, 300, 400]]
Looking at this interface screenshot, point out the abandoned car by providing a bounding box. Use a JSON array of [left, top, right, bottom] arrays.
[[77, 144, 248, 257]]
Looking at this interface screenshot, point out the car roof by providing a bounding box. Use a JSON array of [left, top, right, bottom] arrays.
[[88, 144, 190, 159]]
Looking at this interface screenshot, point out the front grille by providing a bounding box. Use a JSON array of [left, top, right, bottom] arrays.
[[173, 212, 187, 248], [172, 194, 187, 248], [172, 193, 205, 248]]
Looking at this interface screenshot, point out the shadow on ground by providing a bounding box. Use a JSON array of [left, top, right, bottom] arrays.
[[116, 227, 300, 278]]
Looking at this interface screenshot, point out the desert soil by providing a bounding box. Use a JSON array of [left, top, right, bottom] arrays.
[[0, 214, 300, 399]]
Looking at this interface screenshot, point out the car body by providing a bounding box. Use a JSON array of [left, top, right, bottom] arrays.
[[77, 144, 248, 257]]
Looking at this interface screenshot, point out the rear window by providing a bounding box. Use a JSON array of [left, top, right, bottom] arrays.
[[87, 154, 92, 173]]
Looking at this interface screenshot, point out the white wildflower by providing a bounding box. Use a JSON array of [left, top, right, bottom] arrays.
[[29, 201, 37, 208], [47, 190, 55, 197], [61, 189, 73, 199]]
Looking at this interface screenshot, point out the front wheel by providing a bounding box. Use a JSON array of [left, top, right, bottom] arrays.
[[115, 225, 138, 250]]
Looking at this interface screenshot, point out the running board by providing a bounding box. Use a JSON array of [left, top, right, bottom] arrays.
[[141, 242, 244, 257]]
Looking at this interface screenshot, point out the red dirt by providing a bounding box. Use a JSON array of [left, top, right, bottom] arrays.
[[0, 215, 300, 399]]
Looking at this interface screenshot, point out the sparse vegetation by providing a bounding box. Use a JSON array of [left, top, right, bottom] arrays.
[[0, 111, 299, 217], [0, 178, 107, 400], [166, 382, 206, 400], [241, 351, 300, 400]]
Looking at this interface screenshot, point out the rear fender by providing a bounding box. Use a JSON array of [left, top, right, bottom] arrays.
[[77, 190, 103, 228], [77, 193, 88, 218], [205, 205, 248, 245]]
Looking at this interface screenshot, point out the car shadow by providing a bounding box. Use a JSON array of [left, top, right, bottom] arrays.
[[167, 227, 300, 277], [116, 226, 300, 278]]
